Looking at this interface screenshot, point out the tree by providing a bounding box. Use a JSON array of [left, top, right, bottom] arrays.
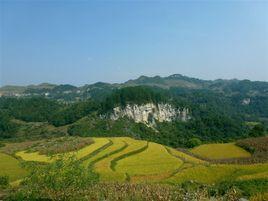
[[249, 124, 265, 137], [0, 111, 17, 139], [186, 137, 202, 148]]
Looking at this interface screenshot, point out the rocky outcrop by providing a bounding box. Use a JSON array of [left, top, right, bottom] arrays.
[[109, 103, 190, 127], [242, 98, 250, 105]]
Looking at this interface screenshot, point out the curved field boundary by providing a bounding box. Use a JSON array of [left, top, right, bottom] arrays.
[[166, 147, 207, 165], [93, 139, 148, 181], [129, 163, 192, 183], [79, 139, 113, 163], [115, 142, 183, 180], [166, 162, 268, 185], [88, 140, 128, 168], [110, 142, 149, 171], [163, 163, 196, 183]]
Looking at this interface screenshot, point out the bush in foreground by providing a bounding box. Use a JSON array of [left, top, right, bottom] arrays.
[[8, 156, 98, 200], [0, 176, 9, 188]]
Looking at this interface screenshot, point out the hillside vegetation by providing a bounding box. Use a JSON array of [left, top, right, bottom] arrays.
[[1, 74, 267, 148], [1, 85, 267, 149]]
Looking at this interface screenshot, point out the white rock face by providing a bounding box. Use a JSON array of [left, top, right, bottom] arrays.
[[110, 103, 190, 126], [242, 98, 250, 105]]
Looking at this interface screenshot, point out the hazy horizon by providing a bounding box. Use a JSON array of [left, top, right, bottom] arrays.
[[1, 72, 268, 88], [1, 1, 268, 86]]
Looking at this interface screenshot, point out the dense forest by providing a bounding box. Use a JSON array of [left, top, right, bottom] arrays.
[[0, 82, 267, 148]]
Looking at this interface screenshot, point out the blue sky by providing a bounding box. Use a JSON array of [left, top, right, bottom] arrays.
[[1, 1, 267, 86]]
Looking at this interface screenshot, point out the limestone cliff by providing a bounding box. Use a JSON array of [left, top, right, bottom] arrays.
[[109, 103, 190, 127]]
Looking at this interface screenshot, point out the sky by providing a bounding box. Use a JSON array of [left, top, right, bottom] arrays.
[[0, 1, 268, 86]]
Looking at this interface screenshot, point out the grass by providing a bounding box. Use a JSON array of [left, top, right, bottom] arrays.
[[0, 153, 27, 182], [190, 143, 251, 160]]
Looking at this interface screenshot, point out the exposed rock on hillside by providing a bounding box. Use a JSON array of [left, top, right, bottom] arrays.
[[109, 103, 190, 127]]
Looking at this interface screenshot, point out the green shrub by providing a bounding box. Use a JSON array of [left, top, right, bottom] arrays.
[[186, 137, 202, 148], [0, 176, 9, 188], [9, 155, 98, 200], [216, 179, 268, 197]]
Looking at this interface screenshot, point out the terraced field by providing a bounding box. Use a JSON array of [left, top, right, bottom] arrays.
[[1, 137, 268, 186], [190, 143, 251, 160], [16, 138, 110, 163], [91, 137, 148, 181], [166, 163, 268, 184], [116, 142, 183, 182]]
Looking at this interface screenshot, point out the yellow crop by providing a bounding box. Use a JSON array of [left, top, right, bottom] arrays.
[[93, 137, 148, 181], [166, 147, 207, 165], [190, 143, 251, 160], [82, 137, 127, 167], [0, 152, 27, 181], [8, 137, 268, 186], [116, 142, 183, 177], [167, 163, 268, 184], [16, 138, 110, 163]]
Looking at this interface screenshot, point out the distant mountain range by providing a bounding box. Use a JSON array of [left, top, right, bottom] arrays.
[[1, 74, 268, 102]]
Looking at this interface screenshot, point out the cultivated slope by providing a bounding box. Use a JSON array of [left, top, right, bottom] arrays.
[[1, 137, 268, 185]]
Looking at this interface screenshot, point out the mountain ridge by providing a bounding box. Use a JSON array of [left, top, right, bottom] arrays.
[[2, 73, 267, 89], [1, 74, 267, 101]]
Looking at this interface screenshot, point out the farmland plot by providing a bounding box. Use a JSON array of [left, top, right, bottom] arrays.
[[93, 138, 148, 181], [115, 142, 183, 180], [0, 153, 27, 181], [16, 138, 110, 163], [190, 143, 251, 160]]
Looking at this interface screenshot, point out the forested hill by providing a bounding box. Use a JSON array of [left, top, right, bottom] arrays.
[[1, 74, 267, 102], [0, 74, 267, 148], [1, 82, 267, 148]]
